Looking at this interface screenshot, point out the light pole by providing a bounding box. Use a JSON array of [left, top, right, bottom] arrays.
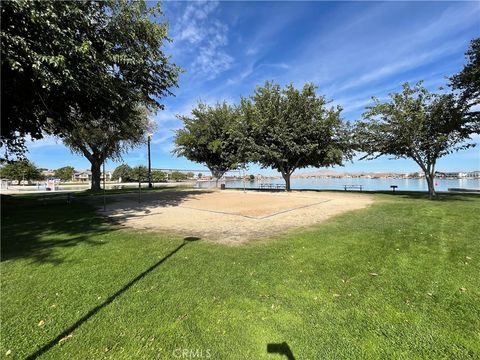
[[147, 133, 153, 188], [103, 156, 106, 212], [102, 136, 108, 212]]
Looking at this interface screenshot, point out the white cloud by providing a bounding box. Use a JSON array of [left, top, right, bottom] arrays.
[[178, 24, 204, 44], [171, 1, 233, 80], [224, 62, 291, 87], [150, 100, 200, 154], [192, 21, 233, 79], [278, 2, 480, 94], [332, 39, 467, 94], [154, 99, 200, 125]]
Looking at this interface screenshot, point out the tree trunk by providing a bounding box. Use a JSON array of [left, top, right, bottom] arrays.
[[414, 155, 436, 200], [425, 172, 436, 199], [282, 172, 291, 191], [90, 161, 102, 191], [210, 169, 225, 189]]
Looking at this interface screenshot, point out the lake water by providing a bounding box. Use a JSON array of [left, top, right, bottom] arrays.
[[198, 177, 480, 192], [5, 178, 479, 193]]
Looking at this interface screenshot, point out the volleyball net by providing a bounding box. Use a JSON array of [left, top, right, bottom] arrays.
[[149, 168, 247, 188]]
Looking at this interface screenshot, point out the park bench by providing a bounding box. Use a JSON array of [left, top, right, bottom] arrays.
[[343, 185, 363, 191], [260, 183, 286, 190]]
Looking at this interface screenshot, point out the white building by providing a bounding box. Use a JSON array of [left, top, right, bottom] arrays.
[[73, 170, 92, 182]]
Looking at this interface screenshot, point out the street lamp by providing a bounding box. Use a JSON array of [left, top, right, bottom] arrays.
[[147, 133, 153, 188]]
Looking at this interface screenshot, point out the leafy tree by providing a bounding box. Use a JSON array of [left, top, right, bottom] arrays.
[[174, 102, 244, 186], [151, 170, 167, 182], [54, 166, 75, 182], [1, 1, 101, 156], [131, 166, 148, 182], [1, 1, 180, 158], [356, 82, 477, 199], [64, 110, 153, 190], [240, 82, 351, 191], [249, 174, 255, 181], [112, 164, 132, 182], [0, 160, 42, 182], [197, 173, 203, 179], [171, 171, 188, 182], [450, 38, 480, 108]]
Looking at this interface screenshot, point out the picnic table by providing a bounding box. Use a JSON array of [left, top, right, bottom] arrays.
[[343, 185, 363, 191]]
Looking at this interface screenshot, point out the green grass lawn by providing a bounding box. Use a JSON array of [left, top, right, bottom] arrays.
[[1, 192, 479, 359]]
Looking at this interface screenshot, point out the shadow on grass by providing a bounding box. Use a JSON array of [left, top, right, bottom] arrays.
[[1, 190, 205, 264], [1, 196, 110, 264], [25, 236, 200, 360], [267, 342, 296, 360]]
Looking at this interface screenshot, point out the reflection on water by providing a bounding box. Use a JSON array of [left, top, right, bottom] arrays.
[[197, 178, 480, 192], [8, 178, 479, 193]]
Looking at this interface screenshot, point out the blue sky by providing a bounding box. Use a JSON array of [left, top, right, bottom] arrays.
[[26, 1, 480, 174]]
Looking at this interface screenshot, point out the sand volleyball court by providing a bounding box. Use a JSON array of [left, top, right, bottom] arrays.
[[102, 189, 373, 244]]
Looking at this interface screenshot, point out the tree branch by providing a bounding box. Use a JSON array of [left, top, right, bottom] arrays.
[[74, 141, 95, 163]]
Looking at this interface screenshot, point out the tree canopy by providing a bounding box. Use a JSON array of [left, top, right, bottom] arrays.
[[131, 165, 149, 181], [174, 102, 243, 184], [63, 107, 153, 190], [240, 82, 351, 190], [10, 0, 183, 191], [355, 82, 477, 199], [54, 166, 75, 182], [450, 38, 480, 108], [151, 170, 167, 182], [1, 0, 180, 158], [170, 171, 188, 182], [0, 160, 42, 182], [112, 164, 133, 182]]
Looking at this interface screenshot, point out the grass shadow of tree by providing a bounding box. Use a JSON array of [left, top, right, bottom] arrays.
[[1, 190, 206, 264]]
